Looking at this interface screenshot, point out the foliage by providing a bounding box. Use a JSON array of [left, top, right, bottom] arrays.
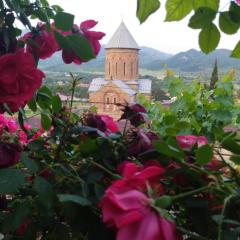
[[0, 0, 240, 240], [139, 70, 240, 140], [136, 0, 240, 56]]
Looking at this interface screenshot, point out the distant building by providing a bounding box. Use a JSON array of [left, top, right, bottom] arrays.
[[88, 21, 152, 119]]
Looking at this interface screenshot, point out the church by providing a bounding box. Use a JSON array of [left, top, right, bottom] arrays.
[[88, 22, 152, 119]]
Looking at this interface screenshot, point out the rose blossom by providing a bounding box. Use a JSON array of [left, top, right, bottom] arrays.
[[100, 162, 181, 240], [176, 135, 208, 150], [6, 119, 18, 133], [99, 115, 119, 133], [62, 20, 105, 64], [236, 0, 240, 6], [128, 129, 159, 156], [22, 22, 59, 59], [0, 49, 45, 113], [115, 162, 165, 197], [83, 113, 119, 135], [120, 103, 147, 127], [0, 143, 21, 168]]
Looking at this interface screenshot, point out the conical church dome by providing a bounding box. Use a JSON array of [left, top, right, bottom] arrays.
[[105, 21, 139, 49]]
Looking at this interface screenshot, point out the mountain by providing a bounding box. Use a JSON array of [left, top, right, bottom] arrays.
[[139, 46, 172, 69], [39, 45, 172, 72], [39, 47, 240, 73], [164, 49, 240, 72]]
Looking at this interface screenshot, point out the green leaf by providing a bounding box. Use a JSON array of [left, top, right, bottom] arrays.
[[175, 121, 190, 129], [229, 2, 240, 23], [51, 5, 64, 12], [193, 0, 219, 11], [165, 0, 193, 21], [41, 113, 52, 130], [58, 194, 91, 206], [14, 27, 22, 37], [188, 7, 216, 29], [33, 176, 55, 207], [231, 41, 240, 58], [219, 12, 240, 35], [137, 0, 160, 23], [37, 86, 52, 110], [196, 144, 213, 165], [199, 23, 220, 53], [38, 86, 52, 97], [28, 139, 45, 151], [54, 11, 74, 31], [52, 95, 62, 113], [27, 95, 37, 112], [222, 138, 240, 154], [154, 140, 184, 159], [2, 202, 30, 232], [33, 9, 49, 22], [155, 195, 173, 208], [230, 156, 240, 165], [54, 31, 71, 52], [67, 34, 95, 61], [21, 152, 39, 173], [0, 169, 26, 194], [40, 0, 49, 6]]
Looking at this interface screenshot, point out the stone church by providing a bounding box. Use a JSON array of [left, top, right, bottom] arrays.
[[88, 22, 152, 119]]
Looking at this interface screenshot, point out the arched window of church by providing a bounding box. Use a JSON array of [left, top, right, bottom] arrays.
[[108, 62, 110, 75], [114, 97, 117, 104], [131, 62, 133, 77], [116, 63, 117, 75], [107, 97, 110, 104], [124, 62, 126, 76]]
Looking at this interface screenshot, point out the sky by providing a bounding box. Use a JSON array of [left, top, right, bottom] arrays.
[[50, 0, 239, 54]]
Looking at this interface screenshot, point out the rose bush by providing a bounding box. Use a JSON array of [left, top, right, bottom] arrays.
[[0, 1, 239, 240]]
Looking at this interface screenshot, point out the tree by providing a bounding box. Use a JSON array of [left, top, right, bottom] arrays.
[[210, 59, 219, 89]]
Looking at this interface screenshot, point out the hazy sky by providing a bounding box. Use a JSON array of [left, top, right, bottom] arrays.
[[50, 0, 239, 54]]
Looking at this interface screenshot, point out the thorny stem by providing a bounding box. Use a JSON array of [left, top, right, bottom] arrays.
[[54, 123, 69, 162], [217, 195, 235, 240], [215, 149, 240, 186], [70, 73, 82, 109], [171, 184, 213, 201], [91, 160, 121, 179]]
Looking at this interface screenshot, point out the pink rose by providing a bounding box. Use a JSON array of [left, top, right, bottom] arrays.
[[128, 129, 159, 156], [62, 20, 105, 64], [0, 49, 44, 113], [115, 162, 165, 195], [0, 143, 21, 168], [5, 117, 18, 133], [18, 130, 28, 145], [176, 135, 208, 150], [120, 103, 147, 127], [236, 0, 240, 6], [83, 113, 119, 135], [101, 185, 182, 240], [22, 23, 59, 59], [99, 115, 119, 133]]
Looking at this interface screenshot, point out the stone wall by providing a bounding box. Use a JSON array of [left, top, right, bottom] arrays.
[[105, 49, 139, 81], [89, 82, 135, 119]]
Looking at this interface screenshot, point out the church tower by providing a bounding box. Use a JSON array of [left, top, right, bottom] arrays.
[[88, 22, 151, 119], [105, 22, 139, 81]]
